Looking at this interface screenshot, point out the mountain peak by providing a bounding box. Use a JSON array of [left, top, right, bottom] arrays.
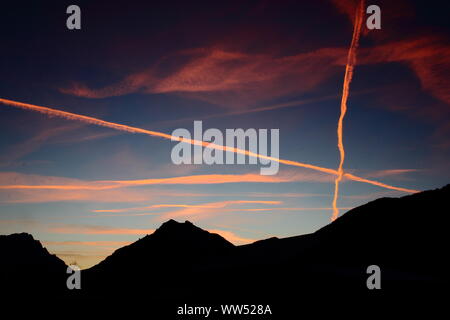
[[154, 219, 199, 235], [0, 232, 67, 281], [151, 220, 234, 249], [0, 232, 42, 252], [90, 219, 234, 272], [1, 232, 35, 241]]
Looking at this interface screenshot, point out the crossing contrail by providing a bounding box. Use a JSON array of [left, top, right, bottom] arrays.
[[0, 97, 418, 194], [332, 0, 365, 221]]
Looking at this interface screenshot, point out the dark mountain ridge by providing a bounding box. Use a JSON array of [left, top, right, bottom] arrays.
[[1, 184, 449, 308], [0, 232, 67, 295], [92, 219, 234, 272]]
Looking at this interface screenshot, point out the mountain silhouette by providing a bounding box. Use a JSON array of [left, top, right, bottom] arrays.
[[82, 219, 235, 293], [1, 184, 449, 311], [0, 233, 67, 296], [92, 219, 234, 273]]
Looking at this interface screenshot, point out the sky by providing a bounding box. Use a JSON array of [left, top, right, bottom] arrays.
[[0, 0, 449, 269]]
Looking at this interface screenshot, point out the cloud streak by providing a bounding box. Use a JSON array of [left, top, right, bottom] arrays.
[[46, 223, 254, 245], [92, 200, 281, 213], [60, 48, 347, 107], [43, 240, 132, 247], [365, 169, 419, 179], [49, 225, 154, 235], [332, 0, 364, 221], [207, 229, 255, 245], [0, 98, 419, 193], [0, 171, 330, 203], [0, 172, 318, 191], [152, 201, 350, 221]]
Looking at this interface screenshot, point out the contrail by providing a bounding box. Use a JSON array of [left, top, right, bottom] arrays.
[[0, 173, 307, 190], [92, 200, 281, 213], [0, 97, 418, 193], [332, 0, 365, 221]]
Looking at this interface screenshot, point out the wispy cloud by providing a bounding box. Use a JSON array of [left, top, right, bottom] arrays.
[[92, 200, 281, 214], [151, 200, 337, 221], [49, 225, 154, 235], [101, 172, 330, 187], [0, 98, 419, 194], [153, 94, 345, 127], [208, 229, 255, 245], [364, 169, 420, 179], [92, 204, 219, 213], [43, 240, 132, 247], [60, 48, 346, 107], [0, 170, 334, 204], [59, 34, 450, 111], [226, 207, 353, 212], [358, 37, 450, 106], [0, 171, 319, 191], [0, 123, 81, 168]]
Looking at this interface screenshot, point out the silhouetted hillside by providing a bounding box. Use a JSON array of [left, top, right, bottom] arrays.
[[79, 220, 235, 297], [81, 185, 450, 301], [285, 184, 450, 292], [0, 233, 67, 295], [1, 185, 449, 309], [92, 219, 234, 272]]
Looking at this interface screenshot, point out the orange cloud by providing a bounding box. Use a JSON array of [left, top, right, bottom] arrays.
[[156, 200, 283, 221], [365, 169, 419, 179], [93, 200, 282, 214], [0, 171, 318, 191], [60, 34, 450, 110], [49, 225, 154, 235], [102, 173, 317, 187], [45, 223, 255, 245], [0, 171, 329, 204], [2, 189, 155, 204], [92, 206, 352, 218], [330, 0, 358, 21], [93, 39, 450, 109], [60, 48, 346, 107], [228, 207, 353, 212], [92, 204, 218, 213], [208, 229, 255, 245], [0, 172, 158, 203], [0, 98, 420, 194], [357, 37, 450, 106], [43, 240, 132, 247]]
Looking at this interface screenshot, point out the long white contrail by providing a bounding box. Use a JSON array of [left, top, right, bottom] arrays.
[[332, 0, 365, 221], [0, 97, 418, 194]]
